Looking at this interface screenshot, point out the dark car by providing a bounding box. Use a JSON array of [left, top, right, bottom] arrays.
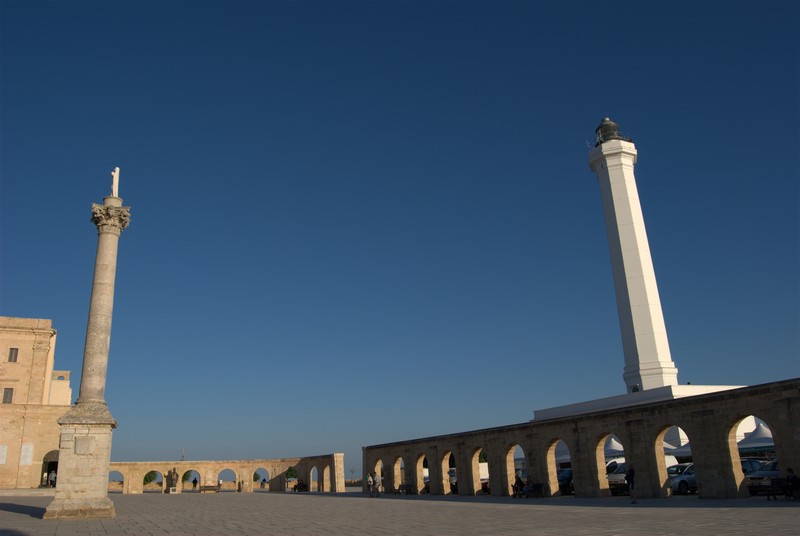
[[744, 461, 780, 495]]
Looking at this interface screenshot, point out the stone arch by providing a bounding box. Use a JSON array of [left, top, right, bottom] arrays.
[[309, 466, 318, 492], [254, 467, 270, 491], [372, 459, 384, 494], [654, 425, 689, 496], [181, 469, 201, 492], [470, 447, 489, 495], [108, 470, 124, 494], [143, 469, 163, 493], [544, 439, 570, 496], [440, 451, 456, 495], [595, 433, 619, 496], [415, 453, 428, 494], [504, 443, 525, 496], [392, 456, 405, 493], [218, 468, 237, 491], [729, 415, 774, 495]]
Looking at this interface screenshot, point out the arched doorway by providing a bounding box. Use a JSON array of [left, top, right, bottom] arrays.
[[505, 444, 526, 496], [471, 447, 489, 495], [731, 415, 775, 496], [108, 471, 124, 494], [309, 466, 318, 492], [143, 470, 163, 493], [441, 451, 456, 495], [254, 467, 270, 492], [181, 469, 201, 492], [217, 468, 237, 492], [41, 450, 58, 488], [545, 439, 571, 496], [415, 454, 429, 494], [373, 460, 384, 495], [599, 434, 627, 496], [659, 425, 692, 495], [392, 457, 405, 494]]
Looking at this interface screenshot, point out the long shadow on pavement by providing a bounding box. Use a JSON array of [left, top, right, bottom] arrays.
[[0, 501, 46, 518]]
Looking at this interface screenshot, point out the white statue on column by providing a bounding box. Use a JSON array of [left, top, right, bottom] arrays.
[[111, 167, 120, 197]]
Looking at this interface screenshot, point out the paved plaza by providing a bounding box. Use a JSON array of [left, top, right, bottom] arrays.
[[1, 489, 797, 536]]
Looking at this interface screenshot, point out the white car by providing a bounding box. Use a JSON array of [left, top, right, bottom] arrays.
[[668, 463, 696, 494], [607, 463, 629, 495]]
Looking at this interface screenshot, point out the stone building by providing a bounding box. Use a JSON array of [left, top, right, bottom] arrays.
[[0, 316, 72, 489]]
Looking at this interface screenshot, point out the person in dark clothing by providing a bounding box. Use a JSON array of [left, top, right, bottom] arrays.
[[785, 468, 798, 500], [513, 475, 524, 497], [625, 464, 637, 504]]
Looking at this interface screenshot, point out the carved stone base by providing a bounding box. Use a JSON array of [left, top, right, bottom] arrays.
[[44, 417, 116, 520]]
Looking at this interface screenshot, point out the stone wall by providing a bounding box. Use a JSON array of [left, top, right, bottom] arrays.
[[0, 316, 72, 490], [0, 404, 68, 488], [363, 378, 800, 499], [109, 453, 346, 494]]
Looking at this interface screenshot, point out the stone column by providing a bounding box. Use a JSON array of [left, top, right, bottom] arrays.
[[45, 191, 130, 519]]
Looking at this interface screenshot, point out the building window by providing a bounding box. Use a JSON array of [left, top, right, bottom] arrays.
[[7, 348, 18, 362], [2, 388, 12, 404]]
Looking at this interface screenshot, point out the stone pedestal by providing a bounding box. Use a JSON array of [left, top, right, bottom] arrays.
[[43, 413, 116, 519]]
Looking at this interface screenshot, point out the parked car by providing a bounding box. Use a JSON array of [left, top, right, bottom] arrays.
[[668, 463, 697, 494], [740, 458, 766, 475], [744, 461, 780, 496], [607, 463, 629, 495], [605, 455, 678, 476]]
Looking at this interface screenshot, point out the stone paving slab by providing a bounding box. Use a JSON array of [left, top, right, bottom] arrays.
[[0, 491, 797, 536]]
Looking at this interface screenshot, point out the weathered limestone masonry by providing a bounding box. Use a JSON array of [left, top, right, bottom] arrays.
[[364, 379, 800, 499], [0, 317, 71, 489], [109, 453, 345, 494], [45, 181, 130, 520], [0, 405, 67, 489]]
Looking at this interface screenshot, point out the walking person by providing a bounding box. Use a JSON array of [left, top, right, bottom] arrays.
[[626, 464, 637, 504], [367, 472, 374, 497]]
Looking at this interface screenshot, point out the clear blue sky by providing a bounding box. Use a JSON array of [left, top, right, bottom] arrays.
[[1, 0, 798, 474]]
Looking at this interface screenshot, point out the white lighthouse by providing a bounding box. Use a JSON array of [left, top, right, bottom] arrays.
[[588, 118, 679, 393], [532, 119, 743, 421]]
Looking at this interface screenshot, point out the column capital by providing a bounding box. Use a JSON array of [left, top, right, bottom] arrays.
[[91, 203, 130, 234]]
